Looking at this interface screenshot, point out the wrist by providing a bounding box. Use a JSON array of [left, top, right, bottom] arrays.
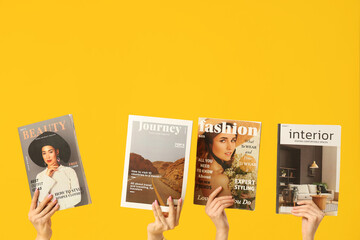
[[36, 235, 51, 240], [215, 227, 229, 240], [303, 233, 315, 240], [147, 231, 164, 240]]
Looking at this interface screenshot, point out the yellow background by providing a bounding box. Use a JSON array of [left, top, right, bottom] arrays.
[[0, 1, 358, 239]]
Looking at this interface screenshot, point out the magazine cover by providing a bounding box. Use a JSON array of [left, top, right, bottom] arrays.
[[121, 115, 192, 211], [18, 115, 91, 210], [194, 118, 261, 210], [276, 124, 341, 216]]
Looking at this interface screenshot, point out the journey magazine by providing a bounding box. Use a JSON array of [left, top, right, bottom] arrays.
[[121, 115, 192, 211]]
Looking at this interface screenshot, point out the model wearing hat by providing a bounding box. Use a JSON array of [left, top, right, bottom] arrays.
[[195, 119, 260, 203], [28, 132, 81, 210]]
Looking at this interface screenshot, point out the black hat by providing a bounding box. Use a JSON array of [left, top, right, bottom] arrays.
[[28, 132, 71, 167]]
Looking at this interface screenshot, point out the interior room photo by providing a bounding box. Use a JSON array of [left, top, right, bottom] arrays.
[[277, 145, 339, 216]]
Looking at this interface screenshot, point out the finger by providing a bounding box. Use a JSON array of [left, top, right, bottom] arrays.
[[167, 196, 176, 228], [30, 188, 39, 211], [211, 195, 233, 202], [292, 205, 317, 215], [212, 199, 234, 212], [216, 202, 234, 215], [291, 211, 314, 221], [206, 186, 223, 206], [291, 207, 318, 218], [211, 200, 223, 213], [209, 196, 233, 209], [305, 201, 323, 214], [176, 198, 183, 225], [44, 203, 60, 220], [293, 204, 320, 216], [39, 198, 58, 218], [154, 200, 167, 226], [168, 196, 175, 220], [152, 201, 161, 223], [296, 200, 313, 206], [35, 194, 53, 214]]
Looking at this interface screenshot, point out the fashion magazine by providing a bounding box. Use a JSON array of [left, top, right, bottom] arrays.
[[276, 124, 341, 216], [121, 115, 192, 211], [194, 117, 261, 210], [18, 115, 91, 210]]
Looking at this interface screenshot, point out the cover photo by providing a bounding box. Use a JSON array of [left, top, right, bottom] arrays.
[[276, 124, 341, 216], [121, 115, 192, 211], [194, 118, 261, 210], [18, 115, 91, 210]]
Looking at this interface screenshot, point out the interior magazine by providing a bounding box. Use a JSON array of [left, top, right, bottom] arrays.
[[276, 124, 341, 216]]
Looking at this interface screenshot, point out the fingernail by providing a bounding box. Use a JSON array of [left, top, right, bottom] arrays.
[[155, 200, 158, 205], [169, 196, 172, 201], [35, 188, 39, 193], [179, 198, 182, 203], [47, 194, 52, 198], [52, 197, 57, 202]]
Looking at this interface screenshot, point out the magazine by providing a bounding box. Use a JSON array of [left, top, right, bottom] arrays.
[[18, 115, 91, 210], [194, 118, 261, 210], [276, 124, 341, 216], [121, 115, 192, 211]]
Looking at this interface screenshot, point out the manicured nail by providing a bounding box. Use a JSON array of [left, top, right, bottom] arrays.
[[47, 194, 52, 198], [52, 197, 57, 202], [155, 200, 158, 206], [35, 188, 39, 193], [179, 198, 182, 203], [169, 196, 172, 201]]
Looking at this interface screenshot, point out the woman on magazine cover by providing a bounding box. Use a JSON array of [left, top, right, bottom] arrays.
[[28, 131, 81, 210], [195, 119, 259, 205]]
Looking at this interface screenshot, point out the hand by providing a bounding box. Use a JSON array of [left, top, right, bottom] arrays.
[[291, 200, 325, 240], [147, 197, 182, 240], [46, 165, 58, 177], [28, 189, 60, 240], [205, 186, 234, 240]]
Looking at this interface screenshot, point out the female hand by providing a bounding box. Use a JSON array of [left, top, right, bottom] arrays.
[[147, 197, 182, 240], [291, 200, 325, 240], [28, 189, 60, 240], [46, 165, 58, 177], [205, 186, 234, 240]]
